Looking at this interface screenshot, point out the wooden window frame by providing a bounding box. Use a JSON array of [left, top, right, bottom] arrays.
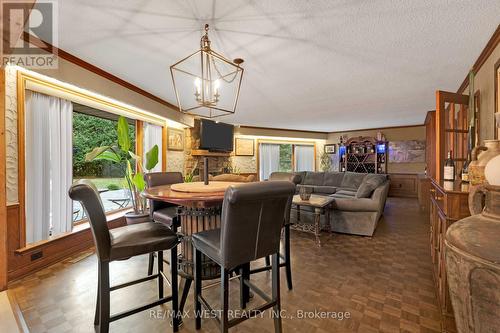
[[256, 139, 317, 180], [16, 70, 168, 249]]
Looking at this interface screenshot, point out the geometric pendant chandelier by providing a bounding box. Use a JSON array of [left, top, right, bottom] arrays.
[[170, 24, 244, 118]]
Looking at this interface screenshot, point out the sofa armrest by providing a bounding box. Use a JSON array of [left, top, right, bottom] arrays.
[[371, 181, 390, 210]]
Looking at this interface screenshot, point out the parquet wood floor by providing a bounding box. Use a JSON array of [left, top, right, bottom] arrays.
[[7, 198, 443, 332]]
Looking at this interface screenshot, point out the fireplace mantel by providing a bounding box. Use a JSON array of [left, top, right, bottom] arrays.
[[191, 149, 231, 157]]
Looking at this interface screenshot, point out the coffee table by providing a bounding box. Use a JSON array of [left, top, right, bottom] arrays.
[[291, 194, 334, 246]]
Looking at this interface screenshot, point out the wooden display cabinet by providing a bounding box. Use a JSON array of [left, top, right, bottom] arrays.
[[435, 91, 469, 182], [429, 179, 470, 332], [340, 136, 388, 174]]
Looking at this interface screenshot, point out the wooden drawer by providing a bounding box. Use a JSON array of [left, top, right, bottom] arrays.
[[388, 173, 418, 197]]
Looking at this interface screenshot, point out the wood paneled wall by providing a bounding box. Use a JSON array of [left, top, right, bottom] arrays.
[[6, 203, 126, 281]]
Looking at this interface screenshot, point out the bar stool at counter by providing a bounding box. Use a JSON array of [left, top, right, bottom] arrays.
[[192, 181, 295, 333], [69, 180, 180, 333], [144, 172, 183, 275]]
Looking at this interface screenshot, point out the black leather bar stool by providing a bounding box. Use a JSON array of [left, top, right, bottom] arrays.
[[257, 172, 301, 290], [192, 181, 295, 333], [69, 180, 180, 333], [144, 172, 183, 275]]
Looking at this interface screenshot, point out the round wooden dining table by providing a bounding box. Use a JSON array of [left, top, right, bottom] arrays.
[[142, 181, 240, 314]]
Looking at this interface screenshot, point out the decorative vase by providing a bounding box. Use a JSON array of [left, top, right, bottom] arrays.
[[445, 183, 500, 332], [485, 155, 500, 186], [299, 186, 312, 200], [468, 140, 500, 185], [125, 211, 151, 225]]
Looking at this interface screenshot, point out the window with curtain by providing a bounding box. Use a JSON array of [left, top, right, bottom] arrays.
[[259, 143, 281, 180], [143, 122, 163, 173], [259, 142, 315, 180], [25, 91, 73, 243], [294, 145, 315, 171]]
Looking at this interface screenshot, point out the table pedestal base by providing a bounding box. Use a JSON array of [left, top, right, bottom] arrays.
[[178, 206, 221, 279], [177, 206, 222, 316], [291, 205, 331, 246]]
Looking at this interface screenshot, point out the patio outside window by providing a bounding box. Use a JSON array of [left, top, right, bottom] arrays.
[[72, 104, 136, 224]]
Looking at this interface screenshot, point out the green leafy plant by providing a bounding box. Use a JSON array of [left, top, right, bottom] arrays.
[[85, 116, 159, 214], [184, 173, 194, 183], [184, 160, 198, 183], [106, 183, 121, 191], [320, 151, 332, 172], [222, 163, 240, 175]]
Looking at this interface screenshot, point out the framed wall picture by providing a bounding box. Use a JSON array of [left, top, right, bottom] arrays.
[[167, 128, 184, 151], [324, 144, 336, 154], [235, 138, 254, 156]]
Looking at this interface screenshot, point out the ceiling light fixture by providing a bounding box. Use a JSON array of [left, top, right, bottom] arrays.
[[170, 24, 244, 118]]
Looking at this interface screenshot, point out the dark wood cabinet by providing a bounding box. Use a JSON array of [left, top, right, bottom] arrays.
[[429, 179, 470, 332], [418, 175, 431, 212], [388, 173, 419, 197]]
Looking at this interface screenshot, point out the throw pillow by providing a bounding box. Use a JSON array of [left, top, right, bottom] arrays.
[[355, 175, 386, 198]]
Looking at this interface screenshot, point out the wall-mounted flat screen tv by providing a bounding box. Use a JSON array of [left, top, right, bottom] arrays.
[[199, 119, 234, 152]]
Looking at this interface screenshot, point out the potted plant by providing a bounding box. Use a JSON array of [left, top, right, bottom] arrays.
[[320, 151, 332, 172], [85, 116, 159, 224]]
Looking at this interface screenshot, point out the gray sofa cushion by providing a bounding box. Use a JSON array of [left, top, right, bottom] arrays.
[[294, 171, 307, 184], [303, 172, 325, 186], [331, 193, 356, 198], [356, 183, 374, 198], [335, 190, 356, 197], [323, 172, 345, 186], [365, 174, 388, 184], [356, 174, 388, 198], [313, 186, 337, 194], [340, 172, 366, 189]]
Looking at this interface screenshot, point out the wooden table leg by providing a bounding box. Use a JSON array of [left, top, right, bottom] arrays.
[[314, 208, 322, 247], [325, 206, 332, 233]]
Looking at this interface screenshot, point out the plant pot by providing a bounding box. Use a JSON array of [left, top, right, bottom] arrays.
[[125, 211, 151, 225]]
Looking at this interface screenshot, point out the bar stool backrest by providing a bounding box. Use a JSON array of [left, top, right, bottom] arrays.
[[220, 181, 295, 270], [144, 172, 184, 212], [69, 180, 111, 261], [268, 172, 301, 225]]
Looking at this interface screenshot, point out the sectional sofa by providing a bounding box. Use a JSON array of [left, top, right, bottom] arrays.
[[291, 171, 390, 236]]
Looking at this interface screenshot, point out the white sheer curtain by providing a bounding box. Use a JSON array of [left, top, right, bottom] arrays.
[[143, 122, 163, 172], [259, 143, 280, 180], [294, 145, 315, 172], [25, 90, 73, 243]]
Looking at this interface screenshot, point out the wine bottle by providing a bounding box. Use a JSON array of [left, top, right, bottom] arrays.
[[444, 150, 455, 181], [461, 152, 470, 182]]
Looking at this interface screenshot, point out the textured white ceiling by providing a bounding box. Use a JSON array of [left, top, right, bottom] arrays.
[[38, 0, 500, 131]]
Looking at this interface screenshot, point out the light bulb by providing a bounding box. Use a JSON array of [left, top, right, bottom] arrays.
[[214, 79, 220, 94], [194, 78, 201, 93]]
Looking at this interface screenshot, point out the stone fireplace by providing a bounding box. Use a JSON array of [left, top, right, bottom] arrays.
[[184, 119, 232, 179]]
